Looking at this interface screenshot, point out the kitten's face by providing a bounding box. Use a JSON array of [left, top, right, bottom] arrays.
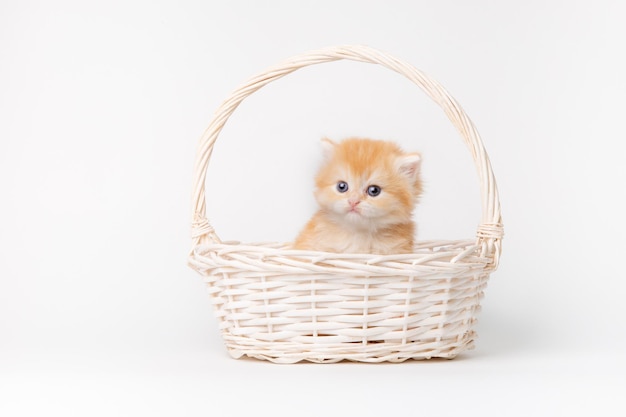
[[314, 138, 422, 230]]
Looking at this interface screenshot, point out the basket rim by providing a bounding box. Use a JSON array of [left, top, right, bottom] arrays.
[[188, 238, 495, 278]]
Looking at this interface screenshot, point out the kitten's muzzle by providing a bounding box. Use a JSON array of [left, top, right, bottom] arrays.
[[348, 199, 361, 213]]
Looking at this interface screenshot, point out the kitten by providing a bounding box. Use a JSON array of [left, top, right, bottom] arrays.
[[293, 137, 422, 255]]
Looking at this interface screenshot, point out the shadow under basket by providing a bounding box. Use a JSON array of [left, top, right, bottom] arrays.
[[187, 45, 504, 363]]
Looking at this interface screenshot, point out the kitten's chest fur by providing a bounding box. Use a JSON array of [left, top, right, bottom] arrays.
[[295, 211, 415, 255], [334, 227, 404, 254]]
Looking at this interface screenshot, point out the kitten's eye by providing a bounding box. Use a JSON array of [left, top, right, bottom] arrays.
[[336, 181, 349, 193], [367, 185, 382, 197]]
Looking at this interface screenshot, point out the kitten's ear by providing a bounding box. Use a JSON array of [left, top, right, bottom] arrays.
[[320, 137, 337, 160], [396, 153, 422, 180]]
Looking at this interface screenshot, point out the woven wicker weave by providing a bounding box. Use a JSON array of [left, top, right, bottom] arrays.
[[188, 45, 503, 363]]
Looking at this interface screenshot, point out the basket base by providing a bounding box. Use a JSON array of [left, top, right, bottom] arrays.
[[221, 332, 476, 364]]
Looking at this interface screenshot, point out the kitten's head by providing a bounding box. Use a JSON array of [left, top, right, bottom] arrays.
[[314, 137, 422, 230]]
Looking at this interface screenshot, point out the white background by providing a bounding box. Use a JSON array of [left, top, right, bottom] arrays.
[[1, 0, 625, 415]]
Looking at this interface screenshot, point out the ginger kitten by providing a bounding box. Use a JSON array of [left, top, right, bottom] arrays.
[[293, 137, 423, 254]]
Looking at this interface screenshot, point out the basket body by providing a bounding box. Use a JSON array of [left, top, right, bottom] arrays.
[[189, 240, 495, 363], [188, 45, 503, 363]]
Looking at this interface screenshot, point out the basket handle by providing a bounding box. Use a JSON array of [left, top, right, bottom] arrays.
[[191, 45, 503, 265]]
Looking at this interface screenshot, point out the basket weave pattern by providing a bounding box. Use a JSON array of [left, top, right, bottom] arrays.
[[188, 45, 503, 363]]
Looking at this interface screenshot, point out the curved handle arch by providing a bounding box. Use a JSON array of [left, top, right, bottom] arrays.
[[190, 45, 503, 264]]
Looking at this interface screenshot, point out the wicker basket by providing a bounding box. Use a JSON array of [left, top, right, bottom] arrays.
[[188, 45, 503, 363]]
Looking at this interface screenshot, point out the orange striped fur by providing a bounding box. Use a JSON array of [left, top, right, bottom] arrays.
[[294, 137, 422, 254]]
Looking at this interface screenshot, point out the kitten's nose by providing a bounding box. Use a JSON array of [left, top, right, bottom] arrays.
[[348, 199, 361, 208]]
